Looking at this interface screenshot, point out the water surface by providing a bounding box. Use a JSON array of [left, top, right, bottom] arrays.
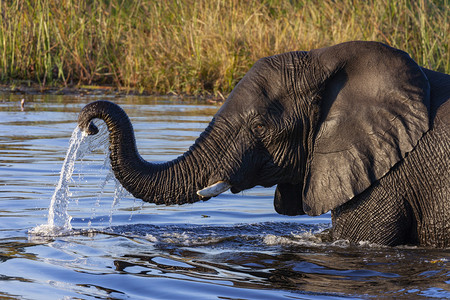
[[0, 93, 448, 299]]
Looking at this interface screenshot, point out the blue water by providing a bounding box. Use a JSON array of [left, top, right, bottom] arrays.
[[0, 93, 448, 299]]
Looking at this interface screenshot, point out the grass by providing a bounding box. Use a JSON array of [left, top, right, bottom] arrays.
[[0, 0, 448, 96]]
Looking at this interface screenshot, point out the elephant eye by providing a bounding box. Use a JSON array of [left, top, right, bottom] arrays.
[[253, 123, 266, 136]]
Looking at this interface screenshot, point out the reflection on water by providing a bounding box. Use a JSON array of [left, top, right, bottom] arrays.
[[0, 93, 449, 299]]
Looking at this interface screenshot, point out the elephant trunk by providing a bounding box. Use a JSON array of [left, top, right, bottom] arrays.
[[77, 100, 213, 205]]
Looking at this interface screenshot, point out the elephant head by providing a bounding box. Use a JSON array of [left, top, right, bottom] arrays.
[[78, 41, 430, 217]]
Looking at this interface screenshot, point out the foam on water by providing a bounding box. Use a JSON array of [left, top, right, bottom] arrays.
[[103, 222, 334, 250]]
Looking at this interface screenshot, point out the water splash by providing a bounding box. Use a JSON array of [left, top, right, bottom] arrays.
[[30, 127, 87, 235], [30, 121, 124, 236], [47, 127, 85, 231]]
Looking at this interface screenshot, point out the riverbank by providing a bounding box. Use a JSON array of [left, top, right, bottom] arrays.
[[1, 0, 448, 97], [0, 81, 226, 99]]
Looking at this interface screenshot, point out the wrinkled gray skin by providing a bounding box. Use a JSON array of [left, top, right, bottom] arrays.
[[78, 41, 449, 248]]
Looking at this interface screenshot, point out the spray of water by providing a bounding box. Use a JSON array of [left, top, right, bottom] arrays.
[[30, 121, 126, 236], [48, 127, 85, 230]]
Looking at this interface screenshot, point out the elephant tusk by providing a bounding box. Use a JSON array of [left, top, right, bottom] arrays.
[[197, 181, 231, 198]]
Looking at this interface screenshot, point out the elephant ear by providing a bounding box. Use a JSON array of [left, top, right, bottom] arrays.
[[274, 183, 305, 216], [302, 41, 430, 216]]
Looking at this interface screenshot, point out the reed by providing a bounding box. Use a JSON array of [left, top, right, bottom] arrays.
[[0, 0, 448, 96]]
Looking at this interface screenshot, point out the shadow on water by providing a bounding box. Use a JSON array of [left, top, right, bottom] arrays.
[[100, 223, 450, 299], [24, 220, 450, 299], [29, 220, 450, 299]]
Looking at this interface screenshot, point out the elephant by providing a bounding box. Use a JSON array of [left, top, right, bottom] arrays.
[[78, 41, 449, 248]]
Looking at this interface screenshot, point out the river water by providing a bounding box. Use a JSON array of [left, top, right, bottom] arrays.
[[0, 93, 448, 299]]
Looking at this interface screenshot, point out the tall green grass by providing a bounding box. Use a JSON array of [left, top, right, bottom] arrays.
[[0, 0, 448, 96]]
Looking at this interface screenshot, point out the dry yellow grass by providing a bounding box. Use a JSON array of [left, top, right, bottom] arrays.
[[0, 0, 448, 96]]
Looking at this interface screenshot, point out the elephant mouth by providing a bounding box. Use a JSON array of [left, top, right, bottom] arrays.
[[196, 181, 231, 198]]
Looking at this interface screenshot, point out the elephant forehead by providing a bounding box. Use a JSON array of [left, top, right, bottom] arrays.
[[217, 62, 285, 115], [217, 92, 272, 119]]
